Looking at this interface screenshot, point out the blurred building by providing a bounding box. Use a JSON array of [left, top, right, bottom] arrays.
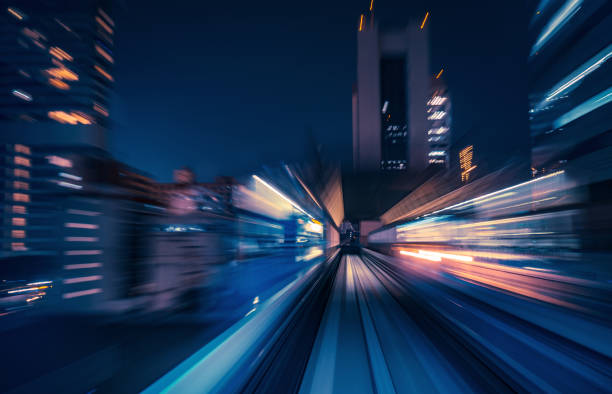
[[527, 0, 612, 179], [0, 2, 164, 315], [352, 16, 430, 172], [1, 1, 116, 147], [427, 77, 451, 167]]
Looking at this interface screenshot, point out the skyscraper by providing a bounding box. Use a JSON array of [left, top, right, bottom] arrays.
[[352, 17, 430, 172], [427, 76, 451, 167], [1, 1, 115, 146], [1, 1, 117, 309]]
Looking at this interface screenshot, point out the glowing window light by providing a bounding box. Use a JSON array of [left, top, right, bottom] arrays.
[[13, 181, 29, 190], [93, 103, 109, 117], [428, 150, 446, 156], [64, 250, 102, 256], [435, 68, 444, 79], [11, 230, 25, 238], [94, 65, 113, 81], [65, 222, 99, 229], [95, 45, 114, 63], [46, 155, 72, 168], [7, 7, 24, 20], [60, 172, 82, 181], [459, 145, 476, 182], [252, 175, 315, 219], [12, 217, 26, 226], [13, 193, 29, 202], [11, 242, 27, 251], [554, 86, 612, 129], [47, 111, 91, 125], [63, 275, 103, 284], [98, 9, 115, 27], [545, 44, 612, 103], [14, 156, 31, 167], [49, 46, 73, 61], [49, 78, 70, 90], [427, 96, 447, 106], [530, 0, 582, 56], [12, 89, 32, 101], [428, 127, 448, 135], [64, 263, 102, 270], [62, 288, 102, 299], [427, 111, 446, 120], [58, 181, 83, 190], [12, 205, 26, 214], [55, 18, 71, 32], [95, 16, 113, 34], [65, 237, 98, 242], [359, 14, 364, 31], [420, 11, 429, 30], [45, 67, 79, 81], [14, 144, 30, 155]]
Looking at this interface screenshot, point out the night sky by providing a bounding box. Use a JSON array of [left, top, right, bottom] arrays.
[[111, 0, 528, 182]]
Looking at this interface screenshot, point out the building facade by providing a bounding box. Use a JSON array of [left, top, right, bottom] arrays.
[[352, 18, 430, 172], [427, 77, 451, 167]]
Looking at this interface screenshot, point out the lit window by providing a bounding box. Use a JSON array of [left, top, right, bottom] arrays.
[[49, 78, 70, 90], [49, 47, 73, 61], [94, 65, 113, 81], [45, 67, 78, 81], [14, 144, 31, 155], [12, 205, 27, 214], [13, 193, 30, 202], [12, 230, 25, 238], [11, 242, 27, 251], [427, 96, 447, 106], [13, 181, 29, 190], [429, 151, 446, 156], [12, 217, 26, 226], [427, 111, 447, 120], [14, 168, 30, 178], [95, 45, 114, 63], [46, 155, 72, 168], [93, 103, 109, 117], [98, 8, 115, 27], [14, 156, 31, 167], [48, 111, 91, 125], [428, 127, 449, 135], [95, 16, 113, 34]]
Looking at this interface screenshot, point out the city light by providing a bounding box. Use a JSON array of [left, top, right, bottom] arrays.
[[554, 86, 612, 128], [359, 14, 364, 31], [7, 7, 24, 20], [420, 11, 429, 30], [252, 175, 314, 219], [531, 0, 582, 55], [435, 68, 444, 79], [11, 89, 32, 101], [544, 44, 612, 102], [427, 111, 446, 120]]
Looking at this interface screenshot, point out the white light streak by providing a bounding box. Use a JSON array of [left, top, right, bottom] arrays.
[[252, 175, 314, 219]]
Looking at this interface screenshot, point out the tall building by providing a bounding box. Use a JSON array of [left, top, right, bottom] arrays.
[[1, 1, 115, 146], [1, 1, 118, 311], [352, 17, 431, 172], [427, 76, 451, 167], [528, 0, 612, 179]]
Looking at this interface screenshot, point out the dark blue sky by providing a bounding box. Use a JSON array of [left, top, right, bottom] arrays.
[[111, 0, 528, 181]]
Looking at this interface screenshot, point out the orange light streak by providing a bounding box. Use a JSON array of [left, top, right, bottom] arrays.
[[420, 12, 429, 30]]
